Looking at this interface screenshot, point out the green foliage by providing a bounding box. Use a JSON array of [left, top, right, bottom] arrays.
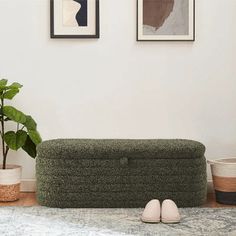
[[24, 116, 37, 130], [4, 130, 27, 150], [0, 79, 22, 98], [3, 89, 19, 99], [0, 79, 8, 87], [28, 130, 42, 145], [8, 82, 23, 89], [22, 135, 37, 158], [3, 106, 27, 123], [0, 79, 42, 168]]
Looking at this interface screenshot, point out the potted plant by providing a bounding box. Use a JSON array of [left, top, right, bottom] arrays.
[[0, 79, 42, 201]]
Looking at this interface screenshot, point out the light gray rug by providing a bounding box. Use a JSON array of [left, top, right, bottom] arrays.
[[0, 207, 235, 236]]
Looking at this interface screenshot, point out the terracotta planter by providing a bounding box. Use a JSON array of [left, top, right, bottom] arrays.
[[0, 165, 22, 202], [208, 158, 236, 205]]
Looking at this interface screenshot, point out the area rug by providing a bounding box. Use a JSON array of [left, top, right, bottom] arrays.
[[0, 207, 235, 236]]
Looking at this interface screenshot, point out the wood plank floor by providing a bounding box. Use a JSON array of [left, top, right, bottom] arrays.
[[0, 193, 235, 207]]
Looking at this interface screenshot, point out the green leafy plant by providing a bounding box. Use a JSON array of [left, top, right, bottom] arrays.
[[0, 79, 42, 169]]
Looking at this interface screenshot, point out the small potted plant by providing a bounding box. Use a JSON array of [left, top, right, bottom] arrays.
[[0, 79, 42, 201]]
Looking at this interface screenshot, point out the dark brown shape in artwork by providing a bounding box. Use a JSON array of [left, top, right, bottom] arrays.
[[143, 0, 174, 29]]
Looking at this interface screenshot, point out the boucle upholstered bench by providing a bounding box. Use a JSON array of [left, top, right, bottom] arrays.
[[36, 139, 207, 208]]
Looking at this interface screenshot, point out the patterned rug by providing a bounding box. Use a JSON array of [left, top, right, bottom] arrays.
[[0, 207, 235, 236]]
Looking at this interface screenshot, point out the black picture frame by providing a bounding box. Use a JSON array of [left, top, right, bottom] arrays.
[[136, 0, 195, 42], [50, 0, 100, 39]]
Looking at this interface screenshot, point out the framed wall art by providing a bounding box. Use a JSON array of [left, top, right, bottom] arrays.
[[50, 0, 99, 38], [137, 0, 195, 41]]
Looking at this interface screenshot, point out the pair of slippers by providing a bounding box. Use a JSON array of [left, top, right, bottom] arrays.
[[141, 199, 181, 224]]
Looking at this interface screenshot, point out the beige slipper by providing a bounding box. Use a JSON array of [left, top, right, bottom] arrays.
[[161, 199, 181, 224], [141, 199, 161, 223]]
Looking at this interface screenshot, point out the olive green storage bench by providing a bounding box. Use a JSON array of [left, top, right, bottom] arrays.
[[36, 139, 207, 208]]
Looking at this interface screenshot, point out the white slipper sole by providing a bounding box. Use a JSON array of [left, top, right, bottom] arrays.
[[141, 217, 160, 223], [162, 218, 180, 224]]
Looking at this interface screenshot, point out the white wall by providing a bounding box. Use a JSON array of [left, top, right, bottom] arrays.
[[0, 0, 236, 184]]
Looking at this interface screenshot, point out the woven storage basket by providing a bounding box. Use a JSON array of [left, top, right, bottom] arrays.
[[36, 139, 207, 208], [208, 158, 236, 205], [0, 165, 21, 202]]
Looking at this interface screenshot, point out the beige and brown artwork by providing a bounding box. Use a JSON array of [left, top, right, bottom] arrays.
[[143, 0, 174, 29], [63, 0, 81, 27], [143, 0, 189, 35]]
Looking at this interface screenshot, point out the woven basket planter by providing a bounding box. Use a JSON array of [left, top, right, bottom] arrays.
[[36, 139, 207, 208], [208, 158, 236, 205], [0, 165, 21, 202]]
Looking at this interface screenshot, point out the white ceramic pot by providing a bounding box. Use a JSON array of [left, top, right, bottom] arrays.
[[208, 158, 236, 205], [0, 165, 22, 202]]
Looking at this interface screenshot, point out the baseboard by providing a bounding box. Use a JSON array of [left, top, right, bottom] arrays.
[[21, 179, 36, 192], [20, 179, 214, 193]]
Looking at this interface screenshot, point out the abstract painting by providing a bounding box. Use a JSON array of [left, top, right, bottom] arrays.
[[50, 0, 99, 38], [137, 0, 195, 41]]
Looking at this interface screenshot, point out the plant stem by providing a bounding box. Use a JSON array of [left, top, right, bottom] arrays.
[[1, 98, 6, 169]]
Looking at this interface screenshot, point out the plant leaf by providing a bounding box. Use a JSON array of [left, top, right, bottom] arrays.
[[16, 130, 28, 149], [4, 130, 27, 150], [3, 131, 16, 150], [3, 89, 19, 100], [0, 79, 8, 86], [0, 79, 8, 92], [7, 82, 23, 89], [28, 130, 42, 145], [2, 106, 27, 124], [22, 135, 37, 158], [24, 115, 37, 130]]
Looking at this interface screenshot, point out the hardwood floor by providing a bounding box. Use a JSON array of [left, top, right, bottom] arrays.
[[0, 193, 235, 207], [204, 193, 236, 208], [0, 193, 38, 207]]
